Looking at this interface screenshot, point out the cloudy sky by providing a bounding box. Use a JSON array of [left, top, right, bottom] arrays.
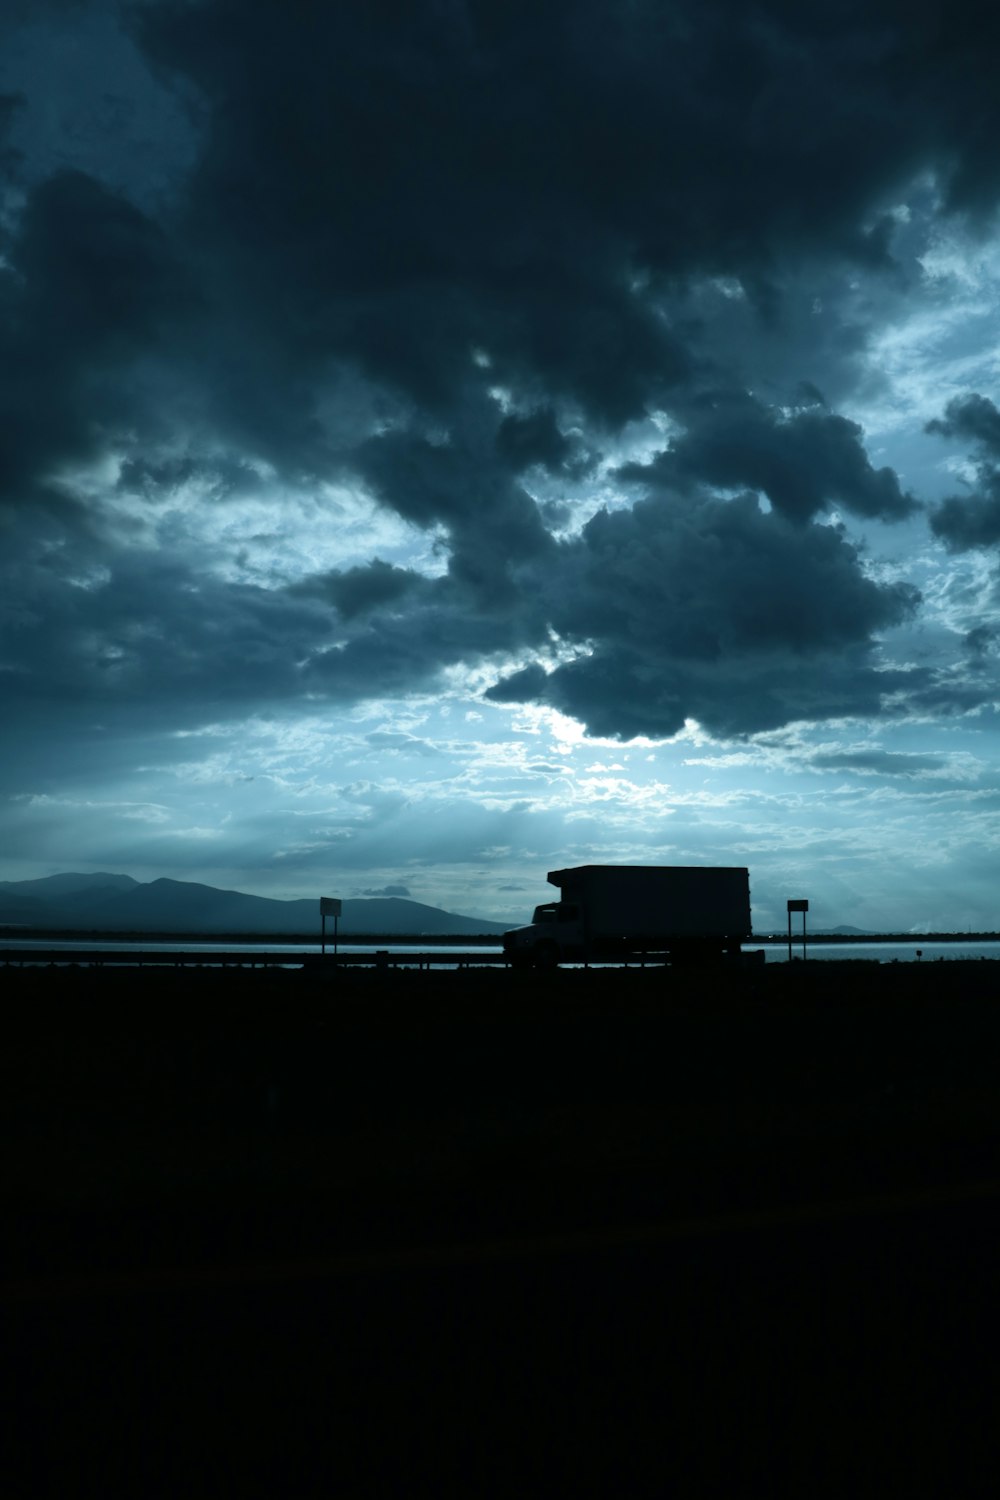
[[5, 0, 1000, 930]]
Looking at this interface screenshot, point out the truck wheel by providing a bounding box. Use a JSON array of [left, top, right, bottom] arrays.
[[534, 939, 560, 970]]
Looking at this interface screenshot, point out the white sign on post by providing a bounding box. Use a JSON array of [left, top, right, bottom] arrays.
[[320, 896, 342, 956]]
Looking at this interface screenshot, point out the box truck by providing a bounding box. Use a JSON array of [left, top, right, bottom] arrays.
[[502, 864, 753, 968]]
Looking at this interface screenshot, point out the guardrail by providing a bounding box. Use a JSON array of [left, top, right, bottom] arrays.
[[0, 948, 511, 970]]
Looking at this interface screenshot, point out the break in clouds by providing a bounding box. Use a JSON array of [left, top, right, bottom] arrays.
[[4, 0, 1000, 761]]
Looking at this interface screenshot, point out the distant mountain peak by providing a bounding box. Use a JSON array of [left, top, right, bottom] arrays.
[[0, 870, 507, 935], [0, 871, 139, 896]]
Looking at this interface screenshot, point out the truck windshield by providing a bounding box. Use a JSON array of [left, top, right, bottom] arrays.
[[531, 902, 579, 923], [532, 903, 559, 922]]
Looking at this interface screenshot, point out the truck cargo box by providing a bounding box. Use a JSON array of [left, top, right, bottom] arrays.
[[548, 865, 751, 942]]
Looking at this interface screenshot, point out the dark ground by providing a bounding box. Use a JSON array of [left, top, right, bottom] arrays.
[[4, 960, 1000, 1495]]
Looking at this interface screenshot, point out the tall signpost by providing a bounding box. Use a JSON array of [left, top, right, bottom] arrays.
[[320, 896, 341, 957], [787, 898, 808, 962]]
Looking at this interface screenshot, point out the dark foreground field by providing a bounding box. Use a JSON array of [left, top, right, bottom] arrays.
[[5, 960, 1000, 1495]]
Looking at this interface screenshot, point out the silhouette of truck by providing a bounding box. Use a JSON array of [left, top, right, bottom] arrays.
[[502, 864, 753, 968]]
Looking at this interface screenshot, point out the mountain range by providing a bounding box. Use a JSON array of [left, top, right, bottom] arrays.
[[0, 873, 510, 937]]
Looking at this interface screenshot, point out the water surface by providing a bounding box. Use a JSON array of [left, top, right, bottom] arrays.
[[3, 937, 1000, 964]]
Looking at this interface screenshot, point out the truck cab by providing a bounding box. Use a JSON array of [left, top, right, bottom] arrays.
[[503, 899, 583, 967]]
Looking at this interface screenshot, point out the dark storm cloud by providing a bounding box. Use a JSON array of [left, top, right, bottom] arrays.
[[0, 92, 22, 178], [620, 391, 917, 524], [928, 396, 1000, 550], [350, 420, 561, 618], [8, 0, 1000, 746], [487, 644, 916, 740], [303, 584, 546, 701], [288, 448, 919, 734], [965, 624, 1000, 661], [927, 395, 1000, 456], [12, 0, 1000, 500], [494, 408, 577, 475], [0, 166, 190, 513], [487, 490, 919, 737], [120, 0, 1000, 487], [117, 452, 263, 502], [809, 749, 947, 776], [0, 542, 328, 738], [352, 426, 552, 564], [292, 560, 432, 620], [931, 484, 1000, 551], [567, 492, 917, 656], [132, 0, 697, 429]]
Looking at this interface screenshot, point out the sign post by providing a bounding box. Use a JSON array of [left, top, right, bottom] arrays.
[[320, 897, 342, 957], [787, 899, 808, 962]]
